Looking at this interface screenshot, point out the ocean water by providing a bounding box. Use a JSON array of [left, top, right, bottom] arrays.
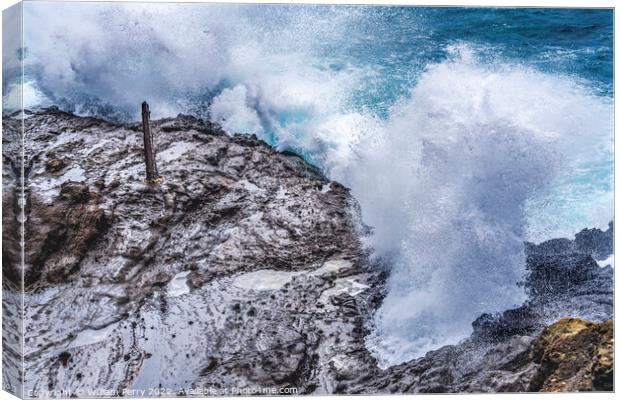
[[4, 3, 613, 366]]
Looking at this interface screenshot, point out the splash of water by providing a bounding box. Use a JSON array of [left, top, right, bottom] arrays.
[[356, 47, 612, 365]]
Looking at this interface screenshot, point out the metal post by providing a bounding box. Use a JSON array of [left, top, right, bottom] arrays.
[[141, 101, 160, 183]]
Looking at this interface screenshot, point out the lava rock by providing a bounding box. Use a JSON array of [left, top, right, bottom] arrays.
[[529, 318, 613, 392]]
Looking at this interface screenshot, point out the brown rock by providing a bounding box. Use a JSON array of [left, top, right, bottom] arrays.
[[529, 317, 613, 392], [23, 183, 109, 286], [45, 158, 66, 173]]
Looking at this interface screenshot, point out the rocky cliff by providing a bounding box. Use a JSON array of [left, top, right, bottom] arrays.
[[3, 108, 381, 396], [2, 108, 613, 396]]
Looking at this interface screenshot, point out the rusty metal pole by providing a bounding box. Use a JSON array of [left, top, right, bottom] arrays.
[[141, 101, 160, 183]]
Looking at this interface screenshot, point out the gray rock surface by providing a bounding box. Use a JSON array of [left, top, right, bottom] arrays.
[[3, 109, 380, 396]]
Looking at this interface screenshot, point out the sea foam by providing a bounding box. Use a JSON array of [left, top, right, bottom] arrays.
[[357, 47, 612, 365]]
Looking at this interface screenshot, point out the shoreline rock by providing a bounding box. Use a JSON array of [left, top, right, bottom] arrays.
[[529, 318, 612, 392], [3, 109, 380, 395]]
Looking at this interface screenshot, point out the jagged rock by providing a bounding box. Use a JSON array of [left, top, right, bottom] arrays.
[[343, 227, 614, 394], [2, 109, 377, 395], [24, 182, 109, 286], [471, 228, 614, 345], [45, 158, 66, 173], [471, 306, 539, 343], [529, 318, 613, 392], [574, 222, 613, 260], [526, 222, 613, 260], [346, 318, 613, 394]]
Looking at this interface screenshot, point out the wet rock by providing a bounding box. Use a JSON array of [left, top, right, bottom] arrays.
[[574, 222, 614, 260], [23, 182, 109, 286], [471, 228, 614, 345], [4, 109, 376, 395], [471, 306, 539, 343], [347, 318, 613, 394], [58, 352, 72, 367], [526, 221, 613, 261], [344, 227, 615, 394], [45, 158, 66, 173]]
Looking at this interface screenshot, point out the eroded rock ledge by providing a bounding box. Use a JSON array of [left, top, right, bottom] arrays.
[[1, 108, 613, 395], [3, 108, 381, 395]]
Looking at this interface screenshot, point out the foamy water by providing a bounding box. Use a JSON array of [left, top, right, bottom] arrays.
[[357, 49, 612, 365], [6, 3, 613, 366]]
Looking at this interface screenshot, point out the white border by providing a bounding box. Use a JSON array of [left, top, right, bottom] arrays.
[[0, 1, 616, 400]]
